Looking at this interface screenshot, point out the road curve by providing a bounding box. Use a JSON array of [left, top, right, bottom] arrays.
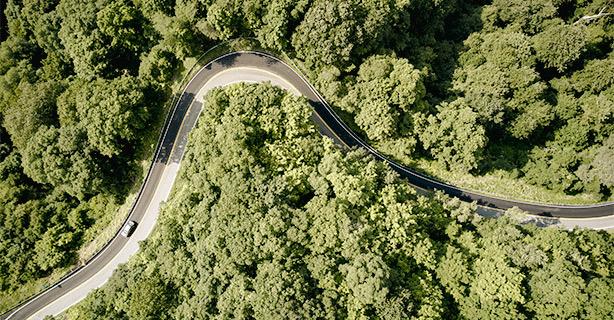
[[5, 51, 614, 320]]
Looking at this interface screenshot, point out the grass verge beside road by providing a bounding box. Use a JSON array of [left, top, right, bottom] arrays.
[[416, 158, 603, 205]]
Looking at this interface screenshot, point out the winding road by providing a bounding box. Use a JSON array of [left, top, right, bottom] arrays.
[[4, 51, 614, 319]]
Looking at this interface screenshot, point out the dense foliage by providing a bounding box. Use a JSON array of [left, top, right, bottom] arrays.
[[290, 0, 614, 200], [122, 0, 614, 201], [446, 0, 613, 196], [2, 0, 613, 313], [0, 0, 170, 306], [64, 83, 614, 319]]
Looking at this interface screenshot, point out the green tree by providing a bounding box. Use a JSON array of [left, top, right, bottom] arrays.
[[138, 44, 179, 84], [4, 0, 61, 40], [533, 23, 588, 72], [436, 245, 470, 301], [21, 125, 104, 199], [342, 252, 390, 307], [57, 0, 146, 79], [592, 134, 614, 187], [256, 0, 308, 51], [481, 0, 557, 34], [126, 275, 174, 320], [74, 75, 152, 157], [419, 99, 487, 172], [198, 0, 247, 40], [0, 36, 37, 75], [1, 80, 63, 150], [454, 30, 553, 139], [33, 9, 72, 80], [569, 56, 614, 94], [251, 261, 320, 319], [527, 258, 588, 319], [33, 9, 64, 54], [56, 0, 114, 79], [152, 0, 206, 59], [97, 0, 148, 55], [341, 55, 427, 142], [584, 278, 614, 319], [291, 0, 361, 68], [34, 225, 75, 272]]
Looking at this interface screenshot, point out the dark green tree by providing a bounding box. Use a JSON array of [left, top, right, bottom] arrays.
[[73, 75, 152, 157], [419, 98, 487, 172], [533, 23, 588, 72]]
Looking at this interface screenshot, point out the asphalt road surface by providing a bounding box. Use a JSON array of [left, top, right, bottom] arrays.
[[5, 51, 614, 320]]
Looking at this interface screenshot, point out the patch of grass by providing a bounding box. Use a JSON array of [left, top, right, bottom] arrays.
[[416, 158, 602, 205], [77, 193, 137, 262]]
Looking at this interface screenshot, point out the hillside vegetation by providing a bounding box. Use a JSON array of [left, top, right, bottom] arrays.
[[62, 83, 614, 319], [0, 0, 174, 308], [291, 0, 614, 203], [1, 0, 612, 312]]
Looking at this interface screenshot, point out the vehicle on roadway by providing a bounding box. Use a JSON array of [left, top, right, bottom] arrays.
[[121, 221, 137, 237]]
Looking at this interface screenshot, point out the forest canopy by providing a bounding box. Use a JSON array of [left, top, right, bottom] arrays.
[[1, 0, 613, 314], [0, 0, 167, 308], [63, 83, 614, 319], [171, 0, 614, 203]]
